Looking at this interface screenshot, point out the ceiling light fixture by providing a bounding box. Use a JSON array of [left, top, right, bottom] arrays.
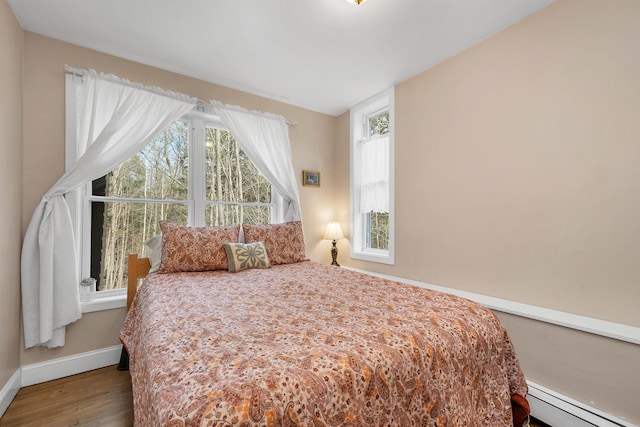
[[345, 0, 368, 4]]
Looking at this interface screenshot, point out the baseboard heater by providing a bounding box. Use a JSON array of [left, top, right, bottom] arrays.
[[527, 381, 633, 427]]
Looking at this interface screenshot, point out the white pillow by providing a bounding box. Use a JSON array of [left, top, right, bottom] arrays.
[[143, 235, 162, 273]]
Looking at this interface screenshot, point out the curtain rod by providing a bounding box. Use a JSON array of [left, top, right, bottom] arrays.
[[64, 66, 297, 126]]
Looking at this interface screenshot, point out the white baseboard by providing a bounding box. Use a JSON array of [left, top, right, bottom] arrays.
[[20, 344, 123, 387], [0, 369, 21, 419], [528, 381, 633, 427]]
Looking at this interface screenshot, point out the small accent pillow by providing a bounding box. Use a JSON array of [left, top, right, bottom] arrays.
[[223, 241, 271, 273], [159, 222, 240, 273], [242, 221, 307, 265], [143, 235, 162, 273]]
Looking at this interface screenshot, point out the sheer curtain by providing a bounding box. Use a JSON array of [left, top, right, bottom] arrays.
[[211, 101, 302, 222], [359, 134, 390, 213], [21, 69, 195, 348]]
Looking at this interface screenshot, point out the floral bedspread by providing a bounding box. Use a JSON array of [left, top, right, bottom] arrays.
[[120, 261, 527, 426]]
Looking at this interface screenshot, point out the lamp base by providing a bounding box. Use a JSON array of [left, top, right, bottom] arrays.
[[330, 240, 340, 267]]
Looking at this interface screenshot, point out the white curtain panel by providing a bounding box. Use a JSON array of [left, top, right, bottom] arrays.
[[21, 70, 195, 348], [211, 101, 302, 222], [360, 135, 390, 213]]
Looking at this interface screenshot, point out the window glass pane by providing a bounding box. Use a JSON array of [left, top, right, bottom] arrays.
[[366, 211, 389, 250], [368, 111, 389, 137], [204, 204, 270, 227], [91, 201, 188, 290], [94, 121, 189, 200], [205, 127, 270, 204]]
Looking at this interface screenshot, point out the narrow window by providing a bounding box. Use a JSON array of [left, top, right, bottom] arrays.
[[350, 89, 394, 264]]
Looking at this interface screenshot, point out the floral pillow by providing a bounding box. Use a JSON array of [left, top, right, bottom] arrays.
[[159, 222, 240, 273], [242, 221, 307, 265], [223, 241, 271, 273]]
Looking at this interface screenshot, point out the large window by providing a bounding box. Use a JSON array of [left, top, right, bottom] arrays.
[[83, 113, 273, 292], [350, 89, 394, 264]]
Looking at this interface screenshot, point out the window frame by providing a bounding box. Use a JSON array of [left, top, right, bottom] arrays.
[[349, 88, 395, 265], [65, 79, 276, 310]]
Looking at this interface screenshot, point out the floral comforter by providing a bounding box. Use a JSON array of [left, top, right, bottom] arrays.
[[120, 261, 527, 426]]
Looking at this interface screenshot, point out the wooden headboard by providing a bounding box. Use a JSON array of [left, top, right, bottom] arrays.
[[127, 254, 151, 310]]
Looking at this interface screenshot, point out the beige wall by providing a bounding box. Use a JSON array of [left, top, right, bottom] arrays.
[[21, 32, 337, 363], [336, 0, 640, 422], [0, 0, 24, 391]]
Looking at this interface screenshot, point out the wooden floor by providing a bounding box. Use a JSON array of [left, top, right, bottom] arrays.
[[0, 366, 133, 427], [0, 365, 550, 426]]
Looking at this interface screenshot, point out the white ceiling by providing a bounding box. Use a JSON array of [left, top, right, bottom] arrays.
[[8, 0, 554, 116]]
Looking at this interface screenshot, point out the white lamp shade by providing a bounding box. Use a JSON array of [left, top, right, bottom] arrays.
[[324, 221, 345, 240]]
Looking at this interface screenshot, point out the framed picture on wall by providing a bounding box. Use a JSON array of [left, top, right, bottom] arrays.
[[302, 170, 320, 187]]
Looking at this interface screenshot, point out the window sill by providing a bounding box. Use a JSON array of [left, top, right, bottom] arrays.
[[350, 249, 395, 265], [81, 294, 126, 313]]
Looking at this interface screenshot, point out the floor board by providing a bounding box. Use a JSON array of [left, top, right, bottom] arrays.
[[0, 366, 133, 427], [1, 365, 550, 426]]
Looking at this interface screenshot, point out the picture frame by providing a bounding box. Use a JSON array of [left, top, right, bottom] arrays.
[[302, 170, 320, 187]]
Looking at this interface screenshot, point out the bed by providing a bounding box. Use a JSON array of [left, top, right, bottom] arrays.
[[120, 221, 530, 426]]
